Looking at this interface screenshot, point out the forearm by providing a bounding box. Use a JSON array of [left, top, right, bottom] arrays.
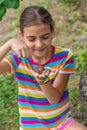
[[0, 40, 11, 61], [35, 67, 69, 104], [40, 81, 62, 104]]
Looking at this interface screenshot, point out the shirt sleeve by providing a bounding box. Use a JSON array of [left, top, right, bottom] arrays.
[[3, 52, 20, 74], [59, 49, 76, 74]]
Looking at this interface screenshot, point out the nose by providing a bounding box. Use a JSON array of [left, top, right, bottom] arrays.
[[36, 39, 42, 47]]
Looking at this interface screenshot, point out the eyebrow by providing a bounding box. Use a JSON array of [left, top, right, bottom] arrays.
[[41, 33, 51, 37], [26, 33, 51, 38]]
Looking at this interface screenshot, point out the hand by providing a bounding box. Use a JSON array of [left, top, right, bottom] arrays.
[[34, 66, 51, 85], [8, 38, 30, 58]]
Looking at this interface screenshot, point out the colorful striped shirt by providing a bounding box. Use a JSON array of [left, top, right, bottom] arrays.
[[4, 45, 75, 130]]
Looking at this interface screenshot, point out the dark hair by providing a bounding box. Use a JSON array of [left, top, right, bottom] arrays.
[[20, 6, 55, 34]]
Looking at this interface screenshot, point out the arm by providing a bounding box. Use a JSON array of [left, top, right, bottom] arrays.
[[0, 38, 30, 74], [0, 40, 12, 73], [34, 49, 75, 104], [36, 72, 69, 104]]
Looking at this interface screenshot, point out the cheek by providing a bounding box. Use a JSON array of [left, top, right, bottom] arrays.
[[47, 37, 52, 44], [22, 36, 27, 43], [25, 40, 34, 48], [47, 39, 52, 45], [22, 35, 32, 47], [23, 37, 31, 46]]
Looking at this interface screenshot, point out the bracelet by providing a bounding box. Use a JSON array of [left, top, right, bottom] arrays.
[[36, 76, 49, 85]]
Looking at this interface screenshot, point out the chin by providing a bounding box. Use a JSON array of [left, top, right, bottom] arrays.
[[35, 53, 45, 58]]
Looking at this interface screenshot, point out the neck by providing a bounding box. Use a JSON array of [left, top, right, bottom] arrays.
[[32, 46, 52, 65]]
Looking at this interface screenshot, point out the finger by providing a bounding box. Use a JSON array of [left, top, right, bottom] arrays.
[[43, 69, 50, 75], [35, 73, 44, 79], [18, 49, 22, 57], [50, 68, 56, 72], [26, 48, 30, 58], [45, 71, 50, 76], [22, 48, 27, 58], [21, 47, 29, 58], [34, 72, 39, 77], [41, 73, 46, 77], [37, 74, 44, 79]]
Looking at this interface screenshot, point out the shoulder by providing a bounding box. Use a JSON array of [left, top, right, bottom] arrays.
[[9, 52, 29, 62], [53, 45, 73, 58], [54, 45, 71, 52]]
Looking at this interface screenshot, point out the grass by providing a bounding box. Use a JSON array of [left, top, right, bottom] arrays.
[[0, 74, 19, 130]]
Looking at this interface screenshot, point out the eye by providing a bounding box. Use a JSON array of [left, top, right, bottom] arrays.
[[27, 36, 35, 41], [42, 34, 50, 40]]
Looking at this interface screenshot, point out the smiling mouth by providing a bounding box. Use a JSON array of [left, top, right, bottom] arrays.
[[34, 47, 46, 52]]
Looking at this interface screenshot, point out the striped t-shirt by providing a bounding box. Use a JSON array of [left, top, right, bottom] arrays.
[[4, 45, 75, 130]]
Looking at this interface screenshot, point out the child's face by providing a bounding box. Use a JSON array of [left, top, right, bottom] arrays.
[[22, 23, 53, 58]]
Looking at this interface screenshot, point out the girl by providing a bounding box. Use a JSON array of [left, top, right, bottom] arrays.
[[0, 6, 86, 130]]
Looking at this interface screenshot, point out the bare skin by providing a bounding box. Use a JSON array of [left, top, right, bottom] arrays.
[[66, 120, 87, 130], [33, 67, 87, 130], [0, 23, 86, 130], [0, 38, 30, 73]]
